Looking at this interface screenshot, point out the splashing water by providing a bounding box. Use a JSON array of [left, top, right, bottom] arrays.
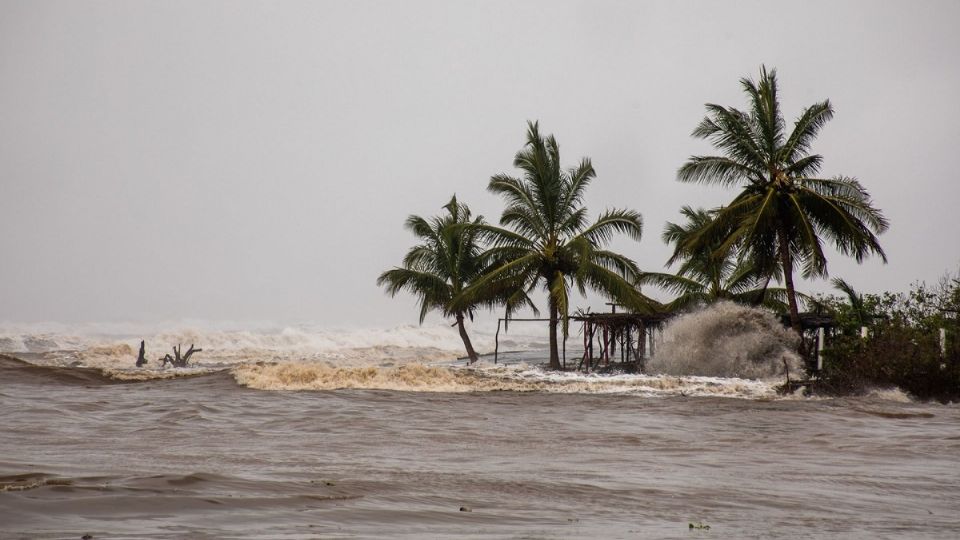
[[0, 306, 807, 397], [648, 302, 803, 379]]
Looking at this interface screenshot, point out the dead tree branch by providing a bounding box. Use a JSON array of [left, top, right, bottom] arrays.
[[159, 343, 203, 368]]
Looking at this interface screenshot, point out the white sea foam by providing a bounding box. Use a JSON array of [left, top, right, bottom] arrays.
[[232, 361, 783, 398], [862, 386, 914, 403], [0, 320, 544, 370]]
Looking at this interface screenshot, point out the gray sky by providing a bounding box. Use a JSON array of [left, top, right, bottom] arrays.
[[2, 0, 958, 326]]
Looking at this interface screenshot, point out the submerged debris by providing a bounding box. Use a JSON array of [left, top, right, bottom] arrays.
[[133, 342, 203, 368], [135, 340, 148, 367]]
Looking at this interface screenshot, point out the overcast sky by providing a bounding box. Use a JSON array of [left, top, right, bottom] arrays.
[[2, 0, 958, 326]]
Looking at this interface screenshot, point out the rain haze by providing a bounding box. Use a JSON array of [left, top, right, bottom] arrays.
[[2, 0, 959, 327], [4, 4, 960, 538]]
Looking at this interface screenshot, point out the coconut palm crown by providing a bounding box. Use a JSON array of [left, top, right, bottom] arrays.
[[678, 66, 888, 334], [464, 121, 656, 369], [640, 206, 800, 312], [377, 195, 517, 363]]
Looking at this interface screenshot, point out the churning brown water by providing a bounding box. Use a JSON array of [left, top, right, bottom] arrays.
[[2, 353, 958, 540]]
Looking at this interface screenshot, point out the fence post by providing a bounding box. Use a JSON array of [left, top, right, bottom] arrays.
[[494, 319, 501, 364], [817, 327, 825, 371]]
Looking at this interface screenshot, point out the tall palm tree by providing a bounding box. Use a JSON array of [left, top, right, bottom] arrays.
[[678, 66, 888, 335], [640, 206, 798, 312], [465, 121, 655, 369], [378, 195, 511, 363]]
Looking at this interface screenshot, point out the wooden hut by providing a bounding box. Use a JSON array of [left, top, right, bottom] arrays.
[[572, 308, 671, 373]]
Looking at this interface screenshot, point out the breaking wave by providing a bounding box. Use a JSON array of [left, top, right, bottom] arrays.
[[231, 361, 783, 398], [0, 473, 75, 492], [649, 302, 804, 379], [0, 321, 545, 371]]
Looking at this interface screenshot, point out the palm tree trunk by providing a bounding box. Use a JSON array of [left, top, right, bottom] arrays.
[[777, 225, 803, 336], [455, 313, 479, 364], [548, 296, 561, 370]]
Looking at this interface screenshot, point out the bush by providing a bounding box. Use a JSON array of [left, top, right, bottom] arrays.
[[813, 269, 960, 402], [819, 322, 959, 402]]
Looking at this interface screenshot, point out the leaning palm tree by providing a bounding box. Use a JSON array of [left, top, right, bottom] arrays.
[[678, 66, 888, 335], [831, 277, 871, 328], [464, 121, 656, 369], [378, 195, 513, 363], [640, 206, 798, 312]]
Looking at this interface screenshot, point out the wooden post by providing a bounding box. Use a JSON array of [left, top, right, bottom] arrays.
[[602, 324, 609, 366], [581, 321, 589, 372], [625, 326, 631, 364], [632, 324, 641, 363], [639, 326, 646, 359], [587, 323, 593, 373], [817, 328, 825, 371], [562, 334, 567, 371], [494, 319, 502, 364]]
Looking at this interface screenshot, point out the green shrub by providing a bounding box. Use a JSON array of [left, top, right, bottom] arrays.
[[817, 270, 960, 402], [820, 323, 958, 402]]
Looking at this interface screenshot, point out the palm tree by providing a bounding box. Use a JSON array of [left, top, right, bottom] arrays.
[[465, 121, 655, 369], [677, 66, 888, 335], [830, 277, 873, 329], [377, 195, 508, 363], [640, 206, 799, 312], [832, 278, 863, 319]]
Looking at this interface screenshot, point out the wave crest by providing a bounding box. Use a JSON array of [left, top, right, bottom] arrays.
[[233, 363, 471, 392], [231, 361, 782, 398], [0, 323, 533, 369]]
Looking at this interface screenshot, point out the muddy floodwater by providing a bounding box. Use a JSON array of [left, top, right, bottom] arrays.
[[1, 354, 959, 539]]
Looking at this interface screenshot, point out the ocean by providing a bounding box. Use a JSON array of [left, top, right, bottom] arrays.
[[1, 319, 958, 539]]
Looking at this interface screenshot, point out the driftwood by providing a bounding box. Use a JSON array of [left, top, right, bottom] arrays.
[[134, 341, 203, 368], [160, 344, 203, 368], [136, 340, 148, 367]]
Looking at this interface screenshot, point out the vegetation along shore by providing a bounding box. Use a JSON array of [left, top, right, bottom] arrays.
[[378, 66, 958, 402]]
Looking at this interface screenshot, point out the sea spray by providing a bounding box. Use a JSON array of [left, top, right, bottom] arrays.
[[0, 321, 545, 368], [648, 301, 803, 379]]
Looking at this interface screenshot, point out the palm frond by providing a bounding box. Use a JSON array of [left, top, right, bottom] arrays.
[[376, 267, 452, 322], [637, 271, 704, 296], [677, 155, 765, 187], [580, 262, 661, 315], [575, 208, 643, 246], [561, 158, 595, 215], [691, 104, 767, 169], [780, 100, 833, 164]]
